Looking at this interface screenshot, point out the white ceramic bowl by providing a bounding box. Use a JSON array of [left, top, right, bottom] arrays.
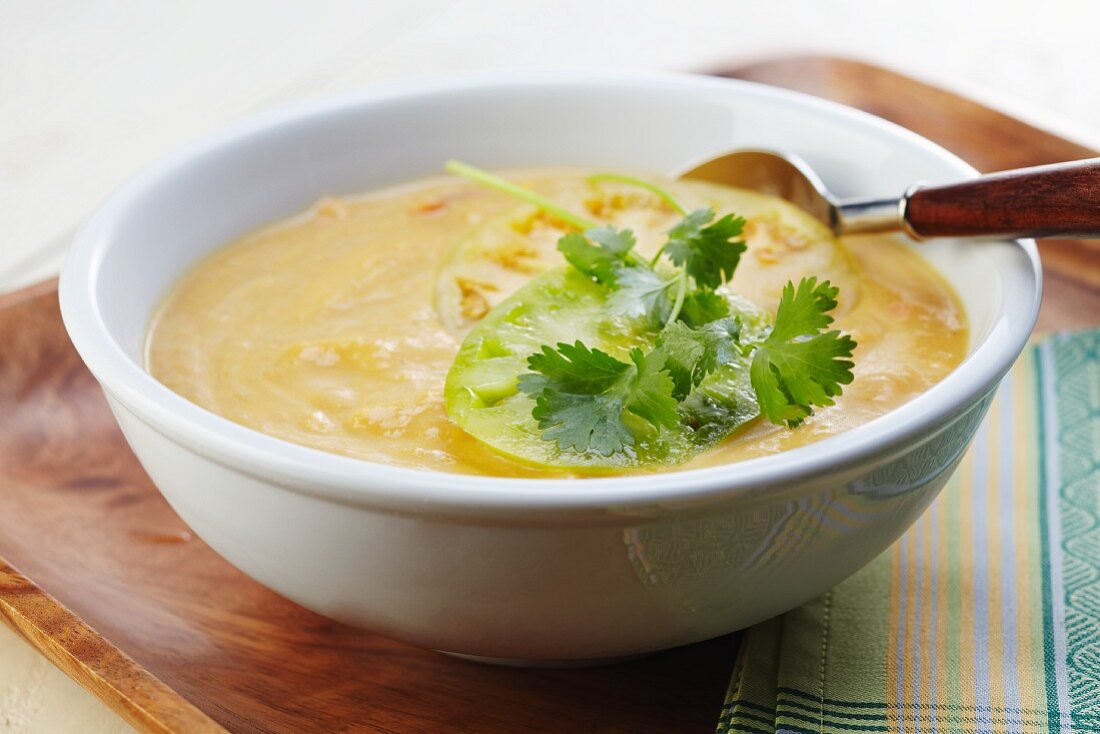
[[59, 72, 1040, 663]]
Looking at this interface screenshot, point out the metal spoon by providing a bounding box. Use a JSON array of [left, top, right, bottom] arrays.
[[677, 149, 1100, 240]]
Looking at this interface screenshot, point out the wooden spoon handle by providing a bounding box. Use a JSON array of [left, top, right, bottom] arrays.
[[904, 158, 1100, 239]]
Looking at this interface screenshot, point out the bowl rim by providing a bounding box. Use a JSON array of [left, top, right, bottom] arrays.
[[59, 70, 1042, 516]]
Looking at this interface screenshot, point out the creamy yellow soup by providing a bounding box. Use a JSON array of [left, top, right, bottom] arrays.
[[146, 171, 968, 477]]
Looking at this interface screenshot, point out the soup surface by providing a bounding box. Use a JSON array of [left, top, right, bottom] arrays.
[[147, 171, 968, 477]]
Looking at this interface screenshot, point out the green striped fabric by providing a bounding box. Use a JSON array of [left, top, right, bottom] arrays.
[[717, 331, 1100, 734]]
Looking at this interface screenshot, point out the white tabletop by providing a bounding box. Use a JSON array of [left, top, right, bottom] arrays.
[[1, 1, 1098, 730]]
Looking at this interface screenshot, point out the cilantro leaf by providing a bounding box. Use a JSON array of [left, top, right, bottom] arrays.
[[678, 288, 730, 327], [586, 226, 636, 255], [606, 266, 677, 327], [664, 209, 747, 289], [518, 340, 678, 456], [521, 340, 630, 393], [651, 319, 744, 400], [623, 348, 681, 431], [518, 342, 633, 456], [557, 226, 636, 285], [697, 316, 744, 363], [652, 322, 715, 400], [749, 278, 856, 428], [527, 388, 635, 457]]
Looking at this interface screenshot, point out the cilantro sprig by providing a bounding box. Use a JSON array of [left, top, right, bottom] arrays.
[[446, 161, 857, 458], [557, 227, 640, 285], [749, 278, 856, 427], [516, 342, 679, 456], [662, 208, 747, 289]]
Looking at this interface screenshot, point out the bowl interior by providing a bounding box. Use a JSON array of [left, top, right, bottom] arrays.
[[60, 73, 1041, 508]]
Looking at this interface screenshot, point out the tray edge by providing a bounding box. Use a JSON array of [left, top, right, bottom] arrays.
[[0, 519, 226, 731]]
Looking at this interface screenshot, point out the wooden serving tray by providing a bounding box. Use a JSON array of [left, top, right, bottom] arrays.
[[2, 57, 1098, 734]]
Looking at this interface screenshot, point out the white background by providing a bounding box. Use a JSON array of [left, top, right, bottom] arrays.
[[3, 0, 1100, 294], [1, 1, 1098, 730]]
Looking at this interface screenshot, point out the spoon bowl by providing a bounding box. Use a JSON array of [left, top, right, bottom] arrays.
[[677, 149, 838, 229]]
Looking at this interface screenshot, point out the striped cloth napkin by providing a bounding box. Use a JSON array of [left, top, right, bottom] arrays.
[[717, 330, 1100, 734]]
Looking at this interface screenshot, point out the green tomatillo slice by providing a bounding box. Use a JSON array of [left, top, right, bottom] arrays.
[[444, 265, 768, 471]]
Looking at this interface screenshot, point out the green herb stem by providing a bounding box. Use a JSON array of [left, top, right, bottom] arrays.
[[649, 245, 668, 268], [666, 273, 688, 326], [446, 160, 596, 231], [587, 173, 687, 216]]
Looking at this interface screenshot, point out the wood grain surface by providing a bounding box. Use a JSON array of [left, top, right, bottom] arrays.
[[1, 57, 1097, 733], [905, 157, 1100, 239]]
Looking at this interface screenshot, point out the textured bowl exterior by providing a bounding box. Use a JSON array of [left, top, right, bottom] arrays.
[[107, 390, 992, 659], [61, 72, 1040, 661]]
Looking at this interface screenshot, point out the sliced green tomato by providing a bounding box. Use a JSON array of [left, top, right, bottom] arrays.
[[434, 210, 569, 339], [444, 266, 769, 471], [435, 179, 860, 340], [433, 186, 680, 339]]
